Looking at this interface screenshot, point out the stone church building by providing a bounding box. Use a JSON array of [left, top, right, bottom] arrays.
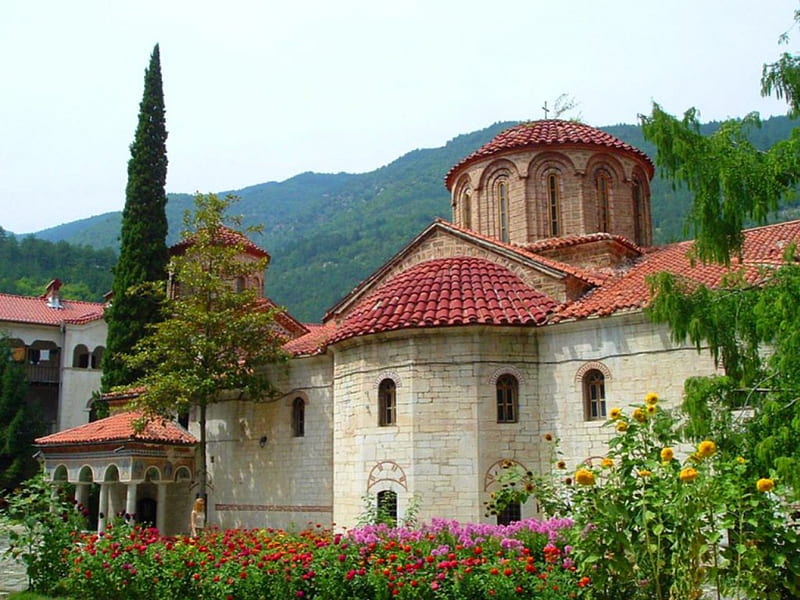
[[33, 119, 800, 533]]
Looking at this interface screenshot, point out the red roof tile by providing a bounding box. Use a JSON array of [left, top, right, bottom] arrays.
[[330, 256, 557, 344], [554, 219, 800, 322], [445, 120, 654, 189], [0, 292, 104, 327], [170, 225, 270, 259], [283, 322, 339, 356], [523, 232, 643, 255], [35, 410, 196, 446]]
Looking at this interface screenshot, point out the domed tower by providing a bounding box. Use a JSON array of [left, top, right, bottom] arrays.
[[445, 120, 654, 247]]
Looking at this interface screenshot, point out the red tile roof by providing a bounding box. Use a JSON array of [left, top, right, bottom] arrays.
[[329, 256, 557, 344], [170, 225, 270, 259], [0, 292, 104, 326], [554, 219, 800, 322], [523, 232, 643, 255], [445, 120, 654, 189], [283, 322, 338, 356], [35, 410, 196, 446]]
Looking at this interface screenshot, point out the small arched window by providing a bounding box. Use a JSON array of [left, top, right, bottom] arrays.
[[378, 379, 396, 426], [496, 178, 510, 243], [632, 178, 647, 246], [462, 187, 472, 230], [376, 490, 398, 527], [547, 173, 560, 236], [91, 346, 104, 369], [584, 369, 607, 421], [235, 276, 246, 293], [595, 170, 611, 232], [497, 499, 521, 526], [72, 344, 90, 368], [496, 374, 518, 423], [292, 397, 305, 437]]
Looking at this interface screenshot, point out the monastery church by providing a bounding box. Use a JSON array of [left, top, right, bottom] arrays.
[[6, 119, 798, 533]]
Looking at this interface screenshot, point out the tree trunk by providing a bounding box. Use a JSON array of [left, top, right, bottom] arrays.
[[198, 402, 207, 515]]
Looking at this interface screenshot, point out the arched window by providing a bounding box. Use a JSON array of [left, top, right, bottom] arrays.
[[547, 173, 561, 236], [376, 490, 398, 526], [235, 276, 246, 293], [292, 397, 305, 437], [497, 500, 521, 525], [91, 346, 104, 369], [584, 369, 607, 420], [378, 379, 396, 426], [632, 178, 647, 246], [496, 178, 510, 243], [462, 187, 472, 230], [595, 170, 611, 232], [496, 374, 518, 423], [72, 344, 90, 368]]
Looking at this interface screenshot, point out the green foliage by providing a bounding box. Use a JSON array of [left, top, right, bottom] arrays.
[[0, 472, 85, 595], [642, 106, 800, 264], [122, 193, 287, 498], [490, 394, 800, 600], [0, 338, 41, 492], [0, 227, 114, 301], [642, 11, 800, 498], [102, 44, 169, 391]]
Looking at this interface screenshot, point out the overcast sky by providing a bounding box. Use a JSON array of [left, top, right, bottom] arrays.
[[1, 0, 796, 234]]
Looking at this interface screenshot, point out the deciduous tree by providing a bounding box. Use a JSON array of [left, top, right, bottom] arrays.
[[643, 10, 800, 496], [122, 193, 286, 500]]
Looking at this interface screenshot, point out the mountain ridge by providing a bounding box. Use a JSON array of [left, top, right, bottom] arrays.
[[5, 116, 800, 321]]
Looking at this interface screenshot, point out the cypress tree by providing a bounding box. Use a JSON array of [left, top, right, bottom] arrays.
[[102, 44, 169, 391]]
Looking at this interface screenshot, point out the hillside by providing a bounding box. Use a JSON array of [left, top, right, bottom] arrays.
[[8, 116, 800, 321]]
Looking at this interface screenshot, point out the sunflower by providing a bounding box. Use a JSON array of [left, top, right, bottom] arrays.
[[756, 478, 775, 493], [660, 447, 674, 462], [679, 467, 698, 483], [697, 440, 717, 458], [632, 408, 646, 423], [609, 407, 622, 420], [575, 468, 595, 486], [616, 421, 629, 432], [644, 392, 659, 406]]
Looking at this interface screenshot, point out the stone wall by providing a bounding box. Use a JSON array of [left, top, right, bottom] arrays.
[[206, 354, 334, 530]]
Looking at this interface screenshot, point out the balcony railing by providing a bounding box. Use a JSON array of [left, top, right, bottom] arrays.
[[24, 363, 60, 384]]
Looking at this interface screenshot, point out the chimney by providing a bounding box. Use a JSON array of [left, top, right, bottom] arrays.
[[45, 278, 64, 309]]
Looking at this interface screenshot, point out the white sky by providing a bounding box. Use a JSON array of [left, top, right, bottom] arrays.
[[1, 0, 796, 234]]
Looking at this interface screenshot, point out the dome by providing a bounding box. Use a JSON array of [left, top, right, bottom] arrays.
[[445, 120, 653, 190]]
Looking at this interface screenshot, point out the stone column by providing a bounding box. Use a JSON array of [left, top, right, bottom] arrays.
[[75, 482, 89, 509], [125, 482, 138, 523], [97, 483, 109, 533], [156, 483, 167, 534]]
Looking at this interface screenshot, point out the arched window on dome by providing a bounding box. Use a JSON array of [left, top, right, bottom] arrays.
[[496, 178, 510, 242], [632, 178, 648, 246], [583, 369, 607, 421], [378, 379, 397, 426], [595, 170, 611, 233], [547, 173, 561, 237], [461, 187, 472, 230]]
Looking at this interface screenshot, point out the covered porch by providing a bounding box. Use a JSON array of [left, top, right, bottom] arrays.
[[35, 410, 197, 535]]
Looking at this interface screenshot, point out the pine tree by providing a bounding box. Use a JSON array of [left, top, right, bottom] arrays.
[[0, 339, 41, 492], [102, 44, 169, 391]]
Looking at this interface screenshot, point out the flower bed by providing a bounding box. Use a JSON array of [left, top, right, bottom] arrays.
[[63, 518, 584, 599]]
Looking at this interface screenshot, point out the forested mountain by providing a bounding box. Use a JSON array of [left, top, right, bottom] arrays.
[[5, 116, 800, 321], [0, 228, 116, 301]]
